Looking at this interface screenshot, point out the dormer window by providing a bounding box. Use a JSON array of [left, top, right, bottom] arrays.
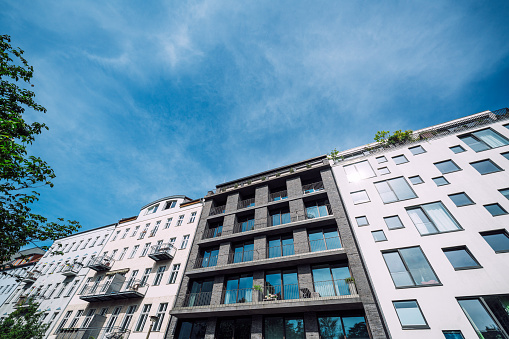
[[145, 204, 159, 215], [164, 200, 177, 210]]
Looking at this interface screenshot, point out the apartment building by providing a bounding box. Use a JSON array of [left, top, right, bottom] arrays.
[[0, 224, 115, 335], [51, 195, 203, 339], [0, 248, 45, 309], [331, 108, 509, 338], [169, 157, 388, 339]]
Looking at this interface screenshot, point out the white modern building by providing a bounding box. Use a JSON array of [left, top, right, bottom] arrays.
[[0, 224, 115, 336], [331, 108, 509, 338], [51, 195, 203, 339]]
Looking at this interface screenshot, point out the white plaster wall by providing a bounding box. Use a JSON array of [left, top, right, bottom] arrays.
[[332, 120, 509, 339]]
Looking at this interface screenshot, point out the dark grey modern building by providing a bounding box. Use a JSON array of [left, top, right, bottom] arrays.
[[168, 156, 388, 339]]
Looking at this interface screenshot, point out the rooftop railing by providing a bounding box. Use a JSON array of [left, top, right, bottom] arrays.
[[209, 205, 226, 216]]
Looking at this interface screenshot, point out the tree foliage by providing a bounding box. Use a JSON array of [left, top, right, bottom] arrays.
[[0, 300, 49, 339], [374, 129, 414, 146], [0, 35, 80, 261]]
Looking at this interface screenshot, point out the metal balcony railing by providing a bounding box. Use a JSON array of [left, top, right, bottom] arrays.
[[148, 243, 176, 261], [267, 244, 295, 258], [238, 198, 255, 210], [209, 205, 226, 216], [87, 255, 115, 271], [260, 284, 300, 301], [312, 279, 357, 297], [222, 287, 254, 304], [56, 326, 130, 339], [202, 226, 223, 239], [79, 279, 148, 302], [233, 220, 255, 233], [267, 213, 291, 226], [194, 255, 219, 269], [22, 270, 41, 283], [180, 291, 213, 307], [14, 295, 38, 308], [309, 236, 342, 252], [61, 262, 83, 276], [302, 181, 324, 194], [269, 190, 288, 201], [228, 250, 254, 264]]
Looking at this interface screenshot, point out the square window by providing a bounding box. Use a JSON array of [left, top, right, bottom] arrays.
[[384, 216, 404, 230], [443, 330, 465, 339], [374, 177, 417, 203], [432, 176, 450, 186], [376, 156, 388, 163], [500, 188, 509, 200], [502, 152, 509, 160], [372, 230, 387, 242], [481, 230, 509, 253], [442, 247, 481, 270], [392, 155, 409, 165], [351, 190, 370, 204], [409, 145, 426, 155], [343, 160, 376, 182], [408, 176, 423, 185], [448, 193, 474, 207], [406, 202, 462, 235], [377, 167, 390, 175], [393, 300, 429, 329], [470, 159, 503, 175], [383, 246, 440, 287], [450, 145, 466, 154], [459, 128, 509, 152], [484, 203, 508, 216], [355, 216, 369, 226], [434, 160, 461, 174]]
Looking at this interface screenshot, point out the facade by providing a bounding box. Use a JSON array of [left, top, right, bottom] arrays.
[[331, 108, 509, 338], [51, 195, 203, 339], [169, 157, 388, 339], [0, 224, 115, 336]]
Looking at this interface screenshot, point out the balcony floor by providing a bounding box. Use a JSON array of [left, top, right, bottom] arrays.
[[79, 291, 144, 302]]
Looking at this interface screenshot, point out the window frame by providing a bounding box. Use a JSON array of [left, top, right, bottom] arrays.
[[448, 192, 475, 207], [442, 246, 482, 270], [470, 159, 504, 175], [406, 201, 463, 236], [409, 145, 426, 155], [372, 230, 387, 242], [343, 160, 377, 182], [355, 216, 369, 227], [374, 176, 418, 204], [450, 145, 466, 154], [458, 127, 509, 152], [484, 203, 508, 216], [408, 175, 424, 185], [377, 167, 390, 175], [480, 229, 509, 253], [393, 300, 430, 329], [392, 154, 409, 165], [499, 188, 509, 200], [432, 176, 450, 186], [434, 159, 462, 174], [350, 190, 370, 205], [384, 215, 405, 230]]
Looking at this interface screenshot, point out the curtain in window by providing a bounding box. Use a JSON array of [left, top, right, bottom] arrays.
[[475, 129, 508, 148], [422, 202, 460, 232]]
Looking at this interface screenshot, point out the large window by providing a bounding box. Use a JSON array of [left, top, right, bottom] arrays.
[[312, 264, 353, 297], [186, 279, 213, 306], [168, 264, 181, 284], [153, 266, 166, 286], [216, 318, 251, 339], [382, 246, 440, 288], [393, 300, 428, 329], [406, 202, 462, 235], [151, 303, 168, 332], [442, 247, 481, 270], [435, 160, 461, 174], [481, 230, 509, 253], [459, 128, 509, 152], [267, 235, 294, 258], [120, 305, 137, 331], [134, 304, 151, 332], [269, 208, 291, 226], [374, 177, 417, 203], [308, 228, 341, 252], [200, 248, 219, 268], [176, 320, 206, 339], [265, 269, 299, 300], [458, 299, 507, 339], [343, 160, 376, 182], [231, 242, 254, 263], [236, 215, 255, 232], [317, 315, 369, 339], [264, 316, 305, 339], [471, 159, 503, 175], [224, 275, 253, 304], [305, 200, 331, 219]]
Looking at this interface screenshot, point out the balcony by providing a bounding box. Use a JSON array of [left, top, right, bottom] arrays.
[[86, 255, 115, 272], [22, 270, 41, 283], [233, 220, 255, 233], [56, 327, 130, 339], [302, 181, 324, 194], [267, 244, 295, 258], [79, 279, 148, 302], [194, 255, 219, 269], [269, 190, 288, 202], [209, 205, 226, 216], [14, 295, 37, 308], [222, 287, 255, 304], [202, 226, 223, 240], [181, 291, 213, 307], [238, 198, 255, 210], [148, 243, 176, 261], [309, 235, 342, 252], [228, 250, 254, 264], [61, 262, 83, 277]]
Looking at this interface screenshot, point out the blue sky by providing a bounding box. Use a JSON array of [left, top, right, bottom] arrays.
[[2, 1, 508, 242]]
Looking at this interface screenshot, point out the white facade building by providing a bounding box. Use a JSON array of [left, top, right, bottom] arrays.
[[51, 195, 203, 339], [331, 108, 509, 338]]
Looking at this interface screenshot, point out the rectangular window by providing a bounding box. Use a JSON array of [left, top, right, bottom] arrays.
[[138, 224, 150, 239], [82, 309, 96, 328], [65, 279, 80, 297], [120, 305, 137, 331], [351, 190, 370, 204], [81, 239, 91, 249], [264, 316, 305, 339], [459, 128, 509, 152], [372, 230, 387, 242], [443, 246, 481, 270], [231, 242, 254, 263], [484, 203, 508, 216], [433, 176, 450, 186], [267, 235, 294, 258], [317, 315, 369, 339], [189, 212, 197, 223], [164, 218, 172, 229], [177, 215, 184, 226], [118, 247, 128, 260], [448, 193, 474, 207], [55, 282, 69, 298], [145, 204, 159, 215], [164, 200, 177, 210], [129, 245, 139, 259], [150, 221, 161, 237], [374, 177, 417, 203], [131, 226, 140, 237], [134, 304, 152, 332], [443, 330, 465, 339], [376, 155, 387, 163], [140, 243, 151, 257], [269, 208, 291, 226], [140, 268, 151, 286], [458, 299, 506, 338], [393, 300, 428, 329], [502, 151, 509, 160], [392, 154, 409, 164], [90, 236, 99, 247], [408, 175, 423, 185], [152, 303, 168, 332], [343, 160, 376, 182], [56, 311, 73, 333], [409, 145, 426, 155], [471, 159, 503, 175], [382, 246, 440, 287], [384, 215, 404, 230], [377, 167, 390, 175], [69, 310, 84, 328], [407, 202, 462, 235], [168, 264, 181, 284], [111, 231, 120, 241], [481, 230, 509, 253], [450, 145, 466, 153], [169, 237, 176, 246], [153, 266, 166, 286], [105, 307, 122, 333], [180, 235, 190, 249], [435, 160, 461, 174], [224, 275, 253, 304], [500, 188, 509, 200], [355, 216, 369, 226], [308, 228, 341, 252], [121, 229, 130, 239]]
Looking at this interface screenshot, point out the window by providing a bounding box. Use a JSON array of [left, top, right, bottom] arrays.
[[269, 208, 291, 226], [372, 230, 387, 242], [376, 156, 387, 163], [199, 248, 219, 267], [111, 231, 120, 241], [129, 245, 139, 259], [443, 331, 465, 339], [152, 303, 168, 332], [65, 279, 80, 297], [355, 216, 369, 226], [56, 311, 73, 333], [317, 315, 369, 339], [82, 309, 96, 328], [407, 202, 462, 235], [224, 275, 253, 304], [90, 236, 99, 247], [374, 177, 417, 203], [443, 247, 481, 270], [120, 305, 137, 331], [164, 218, 172, 229], [499, 188, 509, 200], [176, 320, 207, 339], [169, 237, 176, 247], [432, 176, 450, 186], [308, 228, 341, 252], [55, 282, 69, 298], [180, 235, 190, 249], [69, 310, 84, 328], [481, 230, 509, 253], [145, 204, 159, 215], [351, 190, 370, 204], [66, 243, 74, 252], [312, 263, 353, 297], [216, 318, 251, 339], [186, 280, 213, 307], [164, 200, 177, 210], [343, 160, 376, 182], [471, 159, 503, 175], [382, 246, 440, 287], [384, 216, 404, 230], [377, 167, 390, 175], [168, 264, 181, 284], [140, 268, 151, 286], [149, 221, 160, 237], [205, 222, 223, 238], [392, 154, 409, 165], [435, 160, 461, 174], [131, 226, 140, 237], [409, 145, 426, 155], [450, 145, 466, 154], [118, 247, 128, 260], [236, 216, 255, 232], [408, 175, 423, 185], [484, 203, 508, 216], [176, 215, 184, 226], [448, 193, 474, 207], [74, 241, 83, 251], [134, 304, 152, 332], [111, 249, 118, 259], [393, 300, 428, 329], [267, 235, 294, 258], [189, 212, 197, 223], [264, 317, 305, 339], [78, 278, 92, 295], [459, 128, 509, 152], [502, 151, 509, 160], [153, 266, 166, 285], [48, 283, 60, 298], [121, 229, 130, 239], [81, 238, 91, 249], [98, 234, 108, 245], [105, 307, 122, 333], [458, 299, 506, 338], [140, 243, 151, 257], [231, 242, 254, 263], [138, 224, 150, 239]]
